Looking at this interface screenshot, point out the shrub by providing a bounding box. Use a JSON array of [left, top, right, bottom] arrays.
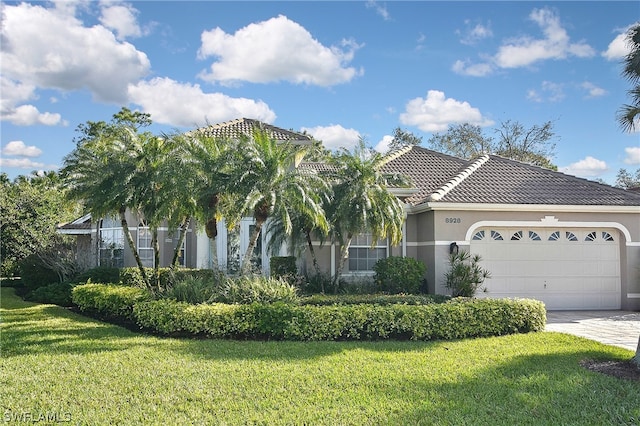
[[374, 256, 427, 294], [72, 283, 152, 320], [163, 276, 219, 304], [444, 250, 491, 297], [301, 272, 333, 294], [18, 254, 58, 290], [299, 293, 450, 306], [212, 275, 299, 304], [132, 297, 546, 341], [25, 282, 74, 306], [270, 257, 297, 280], [70, 267, 120, 284]]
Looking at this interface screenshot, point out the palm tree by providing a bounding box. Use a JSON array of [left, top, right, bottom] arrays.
[[618, 23, 640, 132], [230, 130, 329, 275], [62, 122, 150, 286], [327, 139, 409, 291]]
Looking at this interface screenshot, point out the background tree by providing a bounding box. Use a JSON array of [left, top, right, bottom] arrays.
[[427, 120, 557, 169], [614, 168, 640, 189], [327, 139, 409, 291], [0, 171, 81, 278], [428, 123, 493, 159], [617, 23, 640, 132], [388, 127, 423, 151]]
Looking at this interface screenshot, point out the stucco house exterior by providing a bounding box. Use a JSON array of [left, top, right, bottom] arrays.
[[59, 119, 640, 311]]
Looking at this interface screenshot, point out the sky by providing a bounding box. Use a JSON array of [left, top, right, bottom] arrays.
[[1, 1, 639, 184]]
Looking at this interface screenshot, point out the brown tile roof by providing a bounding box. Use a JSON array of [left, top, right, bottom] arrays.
[[195, 118, 313, 143], [57, 214, 93, 234], [381, 146, 640, 206], [381, 146, 468, 205]]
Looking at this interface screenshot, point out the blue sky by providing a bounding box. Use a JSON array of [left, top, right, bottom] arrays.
[[1, 1, 638, 183]]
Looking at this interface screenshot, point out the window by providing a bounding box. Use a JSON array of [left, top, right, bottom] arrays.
[[511, 231, 523, 241], [528, 231, 541, 241], [472, 230, 485, 241], [99, 217, 124, 268], [490, 230, 503, 240], [566, 232, 578, 241], [348, 233, 387, 272], [585, 231, 597, 242], [548, 231, 560, 241], [602, 231, 614, 242], [137, 223, 153, 268]]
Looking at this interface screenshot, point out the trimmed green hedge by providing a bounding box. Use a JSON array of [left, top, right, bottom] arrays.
[[133, 297, 546, 341], [300, 293, 450, 306], [72, 283, 152, 320]]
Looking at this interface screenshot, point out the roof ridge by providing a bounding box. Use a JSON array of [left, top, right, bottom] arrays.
[[379, 144, 414, 166], [428, 154, 490, 201]]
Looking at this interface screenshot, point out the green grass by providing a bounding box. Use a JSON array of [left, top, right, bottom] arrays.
[[1, 287, 638, 425]]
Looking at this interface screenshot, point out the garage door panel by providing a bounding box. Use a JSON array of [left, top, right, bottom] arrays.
[[470, 227, 621, 310]]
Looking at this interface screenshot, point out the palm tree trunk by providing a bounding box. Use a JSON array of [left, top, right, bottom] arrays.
[[171, 217, 190, 268], [305, 231, 322, 275], [333, 235, 352, 293], [633, 336, 640, 367], [152, 228, 160, 290], [119, 207, 150, 287], [241, 220, 264, 275]]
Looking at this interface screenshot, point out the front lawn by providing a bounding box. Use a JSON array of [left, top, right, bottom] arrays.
[[1, 287, 638, 425]]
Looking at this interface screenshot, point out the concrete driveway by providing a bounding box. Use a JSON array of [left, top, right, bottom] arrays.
[[545, 311, 640, 352]]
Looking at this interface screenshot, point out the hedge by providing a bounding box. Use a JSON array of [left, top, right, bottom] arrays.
[[72, 283, 152, 320], [133, 297, 546, 341], [300, 293, 450, 306]]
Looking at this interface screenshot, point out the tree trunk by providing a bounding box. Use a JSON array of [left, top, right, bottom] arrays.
[[305, 231, 322, 276], [633, 336, 640, 367], [241, 219, 264, 275], [119, 207, 149, 287], [152, 228, 160, 290], [332, 234, 352, 293], [171, 217, 190, 268]]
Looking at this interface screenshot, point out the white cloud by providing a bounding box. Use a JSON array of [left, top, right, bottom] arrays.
[[624, 147, 640, 165], [399, 90, 494, 133], [1, 2, 150, 104], [602, 24, 636, 61], [580, 81, 607, 98], [197, 15, 363, 86], [374, 135, 394, 153], [2, 140, 42, 157], [301, 124, 361, 151], [365, 1, 390, 21], [457, 20, 493, 45], [1, 105, 64, 126], [452, 59, 494, 77], [0, 157, 58, 171], [494, 8, 595, 68], [561, 156, 608, 177], [99, 3, 146, 40], [526, 81, 565, 103], [128, 77, 276, 128]]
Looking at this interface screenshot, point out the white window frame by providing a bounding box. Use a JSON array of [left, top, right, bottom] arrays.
[[137, 223, 154, 268], [98, 217, 124, 268], [347, 233, 388, 274]]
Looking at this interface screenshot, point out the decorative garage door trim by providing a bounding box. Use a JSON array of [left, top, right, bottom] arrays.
[[464, 215, 632, 244]]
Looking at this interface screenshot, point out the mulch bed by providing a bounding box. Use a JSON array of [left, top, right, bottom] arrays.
[[580, 359, 640, 382]]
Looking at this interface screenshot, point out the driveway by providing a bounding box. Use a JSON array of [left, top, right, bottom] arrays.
[[545, 311, 640, 352]]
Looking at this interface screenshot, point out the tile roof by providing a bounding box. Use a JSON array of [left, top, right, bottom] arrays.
[[382, 147, 640, 206], [195, 118, 313, 143], [57, 214, 93, 234], [380, 146, 468, 205]]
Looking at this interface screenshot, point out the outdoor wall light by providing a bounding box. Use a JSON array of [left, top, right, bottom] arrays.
[[449, 242, 459, 254]]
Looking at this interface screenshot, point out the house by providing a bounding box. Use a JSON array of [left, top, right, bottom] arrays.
[[59, 119, 640, 310]]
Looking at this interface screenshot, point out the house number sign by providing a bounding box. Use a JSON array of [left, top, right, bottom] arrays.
[[445, 218, 461, 224]]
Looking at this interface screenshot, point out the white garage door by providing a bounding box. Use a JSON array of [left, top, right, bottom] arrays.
[[470, 228, 620, 310]]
